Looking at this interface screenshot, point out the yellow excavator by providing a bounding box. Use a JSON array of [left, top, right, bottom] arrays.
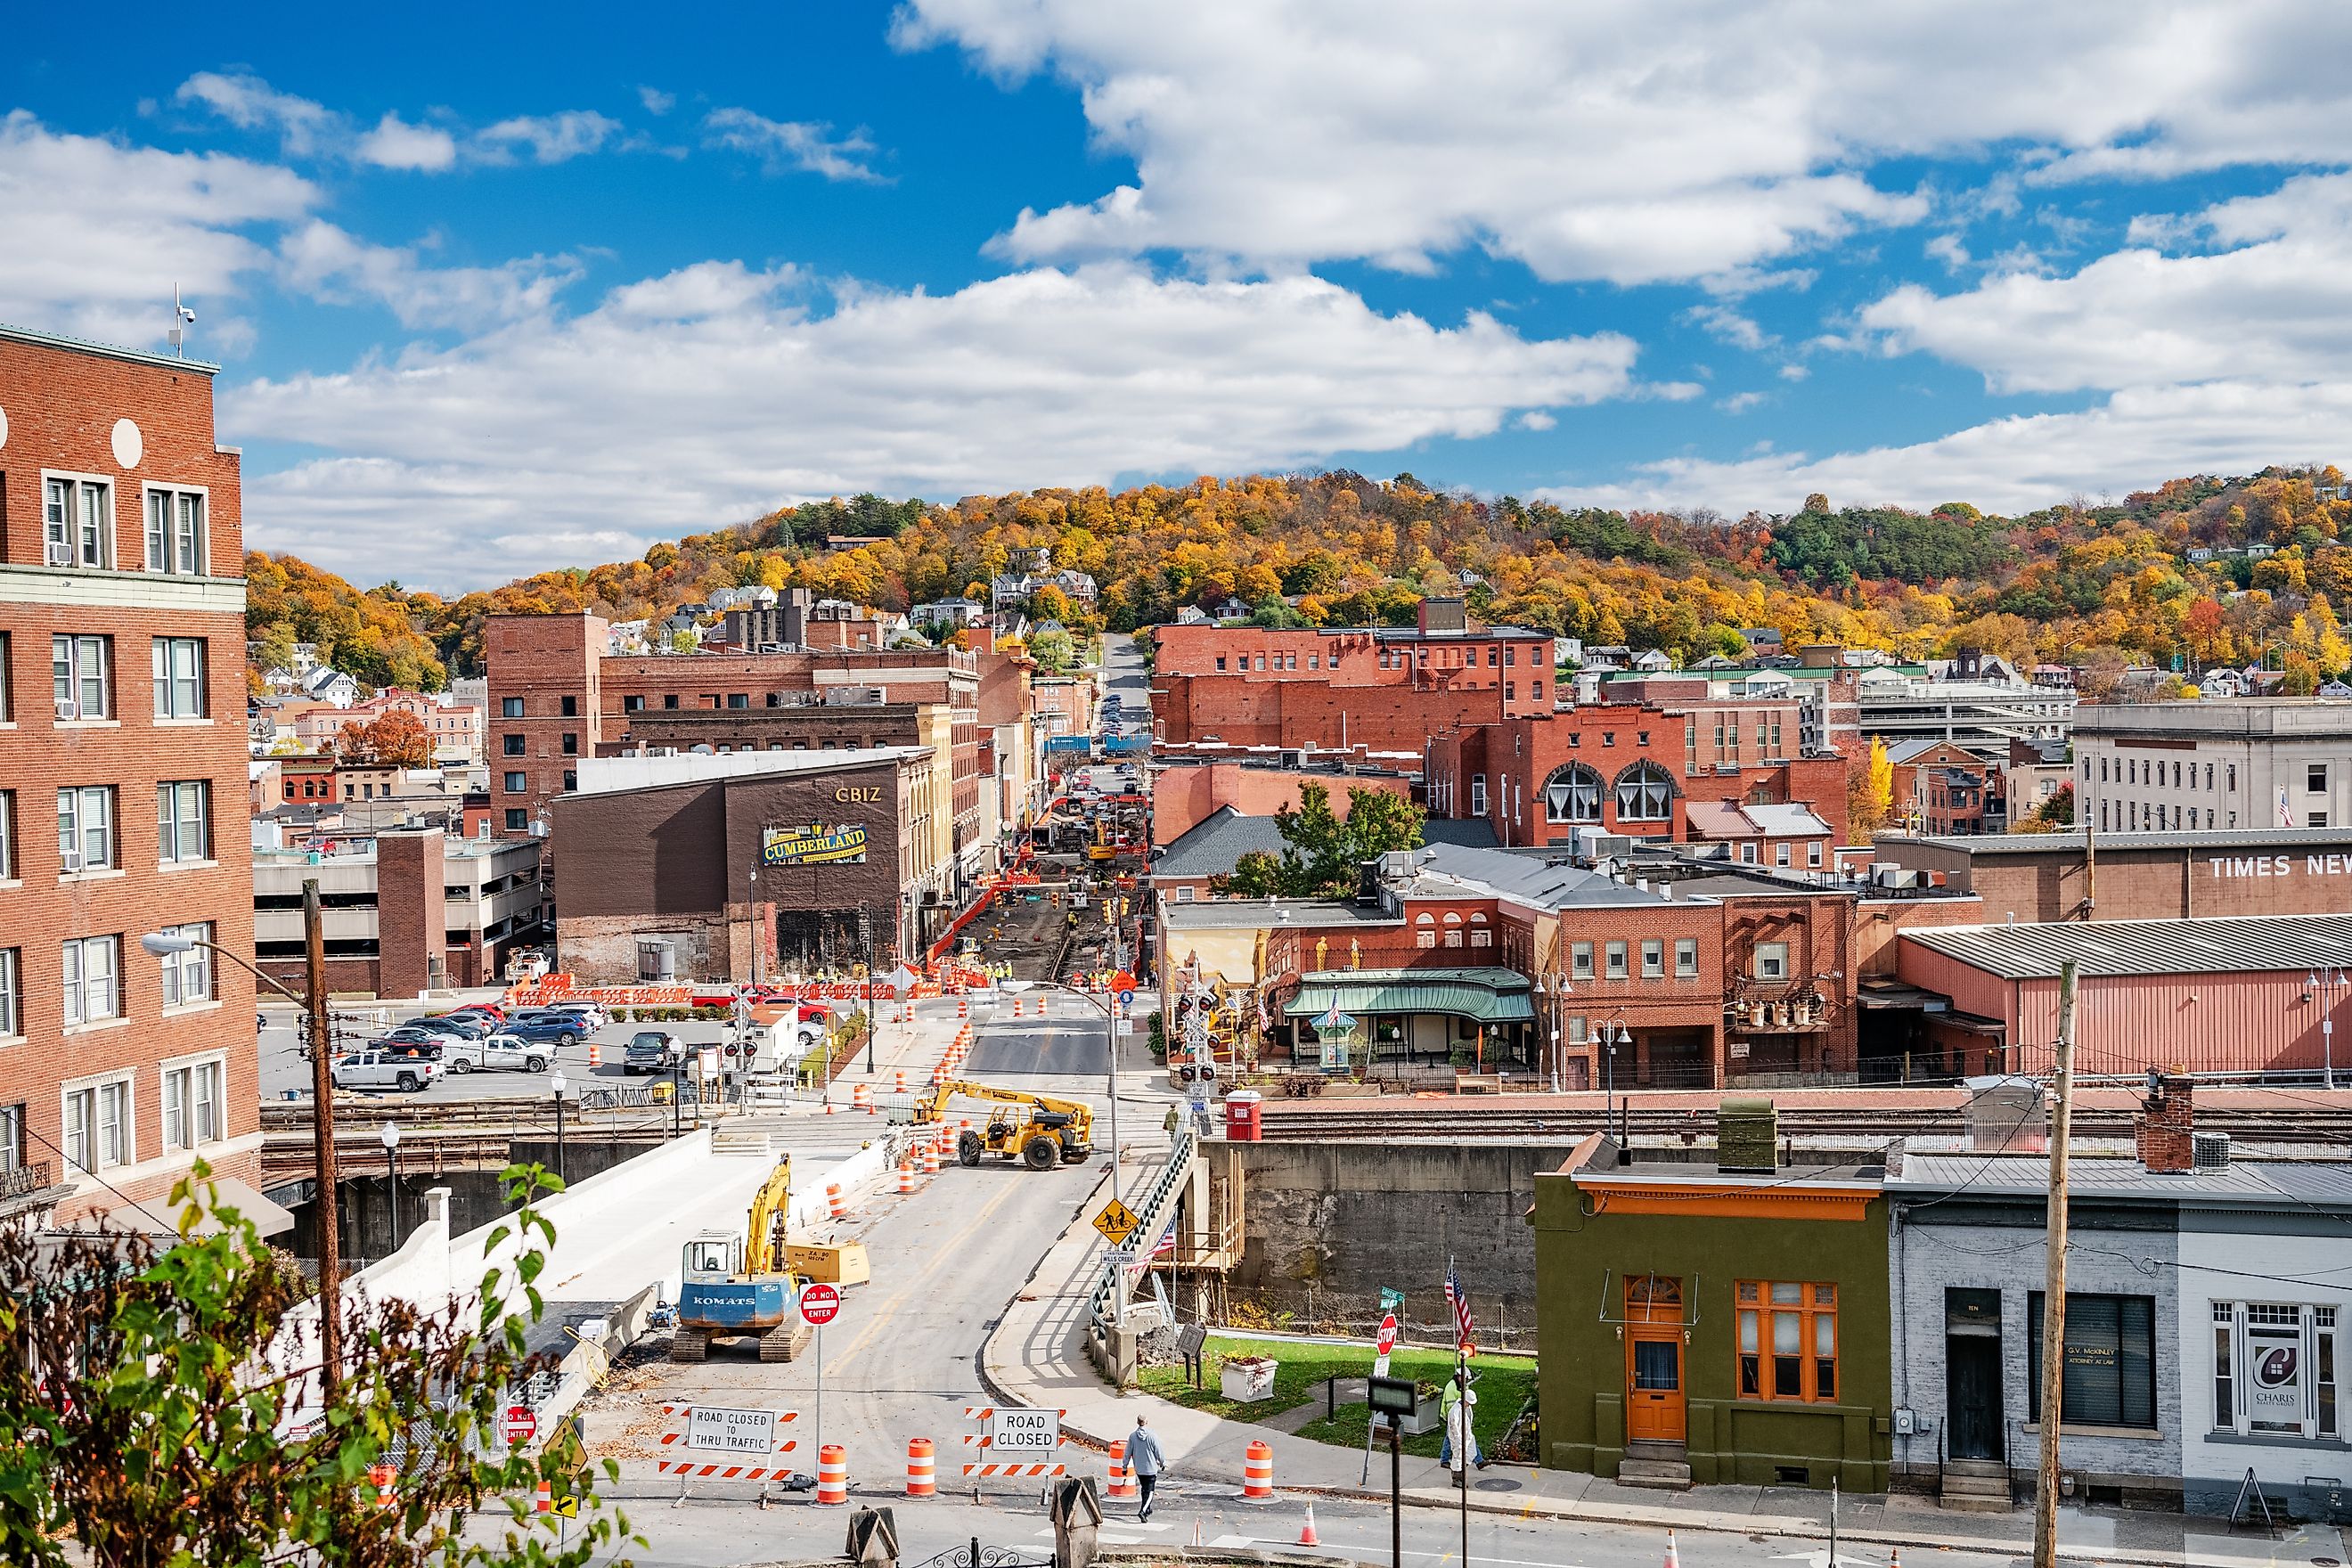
[[673, 1156, 806, 1362], [914, 1080, 1095, 1171]]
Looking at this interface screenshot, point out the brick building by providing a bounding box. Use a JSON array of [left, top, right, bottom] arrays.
[[1884, 739, 1999, 835], [254, 830, 544, 999], [0, 324, 263, 1229], [551, 747, 947, 979], [1150, 756, 1418, 847], [1150, 599, 1556, 756], [1869, 825, 2352, 924]]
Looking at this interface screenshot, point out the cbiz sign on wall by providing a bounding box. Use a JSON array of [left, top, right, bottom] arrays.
[[763, 824, 870, 867]]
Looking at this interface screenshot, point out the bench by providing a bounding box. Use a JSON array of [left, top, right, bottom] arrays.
[[1453, 1072, 1503, 1094]]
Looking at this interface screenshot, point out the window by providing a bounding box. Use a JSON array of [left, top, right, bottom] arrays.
[[1254, 656, 1265, 671], [661, 694, 679, 708], [562, 770, 577, 791], [1543, 764, 1605, 823], [502, 696, 526, 717], [560, 732, 578, 755], [2313, 764, 2332, 794], [1685, 715, 1699, 773], [503, 772, 528, 793], [2212, 1302, 2340, 1439], [2029, 1292, 2156, 1429], [143, 486, 205, 574], [1504, 682, 1515, 701], [727, 693, 748, 709], [1215, 657, 1228, 672], [151, 638, 207, 718], [502, 734, 527, 756], [622, 694, 643, 713], [560, 694, 578, 716], [0, 1103, 19, 1172], [2228, 763, 2238, 790], [1174, 886, 1196, 903], [1571, 941, 1594, 981], [2206, 764, 2215, 790], [1605, 940, 1629, 979], [51, 634, 110, 720], [0, 949, 18, 1037], [1754, 941, 1789, 982], [157, 922, 213, 1008], [43, 476, 112, 568], [64, 1077, 132, 1172], [1737, 1281, 1838, 1401], [1532, 680, 1543, 701], [1567, 1015, 1588, 1044], [2314, 813, 2331, 829], [0, 791, 12, 880], [162, 1058, 224, 1150], [1808, 842, 1824, 868], [58, 786, 114, 871], [1470, 774, 1489, 816], [157, 781, 208, 864], [1414, 914, 1436, 951], [1615, 762, 1672, 821], [2099, 756, 2109, 782], [1776, 842, 1792, 868], [61, 935, 121, 1025], [1675, 938, 1699, 977], [504, 809, 530, 831], [1638, 938, 1664, 978]]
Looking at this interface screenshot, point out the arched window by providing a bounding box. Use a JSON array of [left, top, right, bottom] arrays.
[[1442, 911, 1462, 925], [1615, 761, 1674, 821], [1542, 763, 1605, 823]]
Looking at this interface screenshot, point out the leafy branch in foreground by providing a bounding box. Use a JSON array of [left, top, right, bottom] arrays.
[[0, 1161, 640, 1568]]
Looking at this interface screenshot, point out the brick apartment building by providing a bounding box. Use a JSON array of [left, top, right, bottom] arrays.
[[1151, 598, 1556, 757], [486, 596, 1039, 897], [0, 324, 263, 1229]]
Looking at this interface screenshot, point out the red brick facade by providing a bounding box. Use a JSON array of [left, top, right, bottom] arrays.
[[0, 327, 258, 1223]]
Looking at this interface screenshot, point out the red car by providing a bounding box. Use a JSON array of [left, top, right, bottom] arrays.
[[445, 1002, 506, 1023]]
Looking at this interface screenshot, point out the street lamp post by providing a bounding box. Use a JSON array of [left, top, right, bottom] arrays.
[[2310, 971, 2344, 1091], [551, 1071, 568, 1184], [143, 878, 345, 1396], [380, 1122, 402, 1253], [748, 868, 761, 990]]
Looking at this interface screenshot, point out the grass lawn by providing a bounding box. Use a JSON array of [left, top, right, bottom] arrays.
[[1135, 1335, 1535, 1459]]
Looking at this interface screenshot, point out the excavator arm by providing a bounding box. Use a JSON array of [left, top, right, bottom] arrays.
[[742, 1156, 793, 1277], [915, 1079, 1095, 1143]]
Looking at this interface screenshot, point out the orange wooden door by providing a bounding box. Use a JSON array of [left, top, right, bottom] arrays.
[[1625, 1328, 1686, 1441]]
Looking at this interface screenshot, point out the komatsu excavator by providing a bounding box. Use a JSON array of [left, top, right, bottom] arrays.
[[672, 1156, 808, 1361], [913, 1080, 1094, 1171]]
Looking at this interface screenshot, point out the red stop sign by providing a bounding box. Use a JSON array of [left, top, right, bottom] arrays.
[[799, 1283, 842, 1327], [1376, 1313, 1398, 1356], [503, 1404, 537, 1445]]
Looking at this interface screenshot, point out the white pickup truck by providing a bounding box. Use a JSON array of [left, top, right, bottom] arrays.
[[441, 1033, 551, 1075], [331, 1051, 444, 1094]]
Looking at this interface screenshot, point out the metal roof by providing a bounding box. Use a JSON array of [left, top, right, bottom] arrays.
[[1418, 841, 1665, 910], [1286, 967, 1534, 1025], [1900, 913, 2352, 979], [0, 320, 221, 374], [1890, 1152, 2352, 1208], [1894, 826, 2352, 855], [1153, 809, 1495, 880], [1156, 898, 1395, 931]]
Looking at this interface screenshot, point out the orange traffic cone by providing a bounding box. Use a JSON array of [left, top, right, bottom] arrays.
[[1663, 1530, 1679, 1568], [1297, 1504, 1319, 1547]]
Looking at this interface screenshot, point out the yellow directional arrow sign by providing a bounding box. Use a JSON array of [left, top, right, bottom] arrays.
[[1092, 1196, 1141, 1247]]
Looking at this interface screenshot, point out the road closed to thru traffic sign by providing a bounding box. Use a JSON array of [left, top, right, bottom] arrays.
[[989, 1407, 1060, 1452]]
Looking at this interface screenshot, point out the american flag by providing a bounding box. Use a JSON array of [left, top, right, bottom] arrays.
[[1444, 1258, 1474, 1352]]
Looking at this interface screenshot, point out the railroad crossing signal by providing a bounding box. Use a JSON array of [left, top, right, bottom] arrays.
[[1091, 1196, 1141, 1246]]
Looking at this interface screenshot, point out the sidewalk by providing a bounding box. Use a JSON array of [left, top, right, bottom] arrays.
[[981, 1189, 2347, 1568]]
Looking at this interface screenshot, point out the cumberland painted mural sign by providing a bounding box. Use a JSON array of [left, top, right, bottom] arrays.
[[762, 823, 870, 867]]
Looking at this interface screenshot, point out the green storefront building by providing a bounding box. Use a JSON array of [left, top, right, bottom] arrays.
[[1529, 1115, 1892, 1491]]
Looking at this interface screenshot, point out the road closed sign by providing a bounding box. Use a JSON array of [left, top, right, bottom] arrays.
[[686, 1406, 778, 1454], [990, 1407, 1060, 1452]]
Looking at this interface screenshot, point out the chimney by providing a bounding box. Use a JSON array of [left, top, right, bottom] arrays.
[[1716, 1098, 1779, 1173], [2135, 1069, 2194, 1173]]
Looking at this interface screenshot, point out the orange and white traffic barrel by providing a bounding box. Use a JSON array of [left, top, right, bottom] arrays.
[[533, 1479, 551, 1514], [897, 1161, 915, 1195], [371, 1462, 396, 1507], [827, 1182, 847, 1221], [816, 1444, 848, 1505], [906, 1438, 935, 1497], [852, 1083, 871, 1112], [921, 1139, 940, 1177], [1107, 1441, 1137, 1499], [1242, 1439, 1274, 1499], [587, 1043, 602, 1070], [895, 1070, 906, 1094]]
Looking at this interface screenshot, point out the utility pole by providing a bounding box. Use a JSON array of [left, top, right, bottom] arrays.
[[2033, 957, 2078, 1568], [304, 878, 344, 1397]]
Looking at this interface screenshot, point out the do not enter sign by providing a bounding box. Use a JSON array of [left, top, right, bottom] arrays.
[[503, 1404, 537, 1446], [799, 1282, 842, 1327]]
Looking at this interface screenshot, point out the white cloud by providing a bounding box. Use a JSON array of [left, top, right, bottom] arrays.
[[1684, 305, 1772, 353], [0, 110, 314, 347], [1516, 411, 1556, 431], [1548, 380, 2352, 519], [638, 86, 677, 117], [356, 112, 459, 171], [276, 221, 580, 331], [894, 0, 2352, 284], [1861, 172, 2352, 394], [1717, 390, 1768, 414], [228, 262, 1645, 586], [478, 111, 622, 165], [703, 108, 884, 182], [175, 71, 337, 156]]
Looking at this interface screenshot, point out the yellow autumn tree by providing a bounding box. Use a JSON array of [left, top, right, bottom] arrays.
[[1849, 739, 1894, 844]]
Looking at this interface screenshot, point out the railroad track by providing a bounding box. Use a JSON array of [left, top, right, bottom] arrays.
[[1254, 1104, 2352, 1147]]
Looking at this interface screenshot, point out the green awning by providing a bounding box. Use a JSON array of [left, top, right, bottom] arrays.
[[1285, 968, 1534, 1025]]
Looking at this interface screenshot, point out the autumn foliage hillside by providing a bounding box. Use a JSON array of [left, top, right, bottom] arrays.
[[245, 465, 2352, 693]]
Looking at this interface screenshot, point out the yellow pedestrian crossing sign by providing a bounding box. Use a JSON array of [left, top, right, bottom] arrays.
[[1092, 1197, 1141, 1246]]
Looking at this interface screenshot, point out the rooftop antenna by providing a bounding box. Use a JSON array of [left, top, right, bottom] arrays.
[[167, 285, 196, 357]]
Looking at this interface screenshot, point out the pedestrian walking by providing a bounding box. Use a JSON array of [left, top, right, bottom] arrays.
[[1124, 1414, 1167, 1521]]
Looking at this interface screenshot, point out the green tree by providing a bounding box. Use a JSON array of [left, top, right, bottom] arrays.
[[1221, 782, 1426, 898], [0, 1164, 633, 1568], [1028, 629, 1076, 673]]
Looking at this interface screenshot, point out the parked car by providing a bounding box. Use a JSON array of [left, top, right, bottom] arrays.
[[501, 1011, 586, 1047], [331, 1051, 443, 1093], [624, 1030, 687, 1074], [444, 1002, 507, 1024], [442, 1033, 551, 1074], [543, 1000, 609, 1031], [416, 1013, 494, 1039], [372, 1031, 446, 1061]]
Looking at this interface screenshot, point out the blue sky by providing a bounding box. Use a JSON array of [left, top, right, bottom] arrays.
[[6, 2, 2350, 589]]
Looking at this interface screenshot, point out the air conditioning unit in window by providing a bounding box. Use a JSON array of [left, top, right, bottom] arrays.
[[46, 543, 76, 567], [54, 698, 79, 721], [60, 848, 84, 873]]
